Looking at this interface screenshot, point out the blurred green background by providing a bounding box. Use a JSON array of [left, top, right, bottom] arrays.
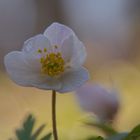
[[1, 0, 140, 139]]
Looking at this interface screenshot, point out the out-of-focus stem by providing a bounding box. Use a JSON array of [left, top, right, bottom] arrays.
[[52, 90, 58, 140]]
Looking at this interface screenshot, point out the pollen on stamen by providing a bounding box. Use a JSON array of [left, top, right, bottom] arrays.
[[37, 49, 42, 53], [44, 48, 47, 52], [54, 45, 58, 49], [40, 52, 65, 77], [40, 57, 44, 63]]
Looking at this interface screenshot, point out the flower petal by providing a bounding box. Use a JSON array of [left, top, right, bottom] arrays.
[[58, 67, 89, 93], [22, 34, 52, 69], [4, 51, 46, 86], [75, 84, 119, 121], [4, 51, 62, 90], [61, 35, 74, 62], [32, 77, 61, 91], [22, 34, 52, 53], [61, 35, 86, 67], [44, 22, 74, 46], [70, 37, 87, 67]]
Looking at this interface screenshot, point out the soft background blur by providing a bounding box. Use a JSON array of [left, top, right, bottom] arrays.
[[1, 0, 140, 139]]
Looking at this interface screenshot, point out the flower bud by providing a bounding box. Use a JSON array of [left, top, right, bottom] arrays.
[[75, 83, 120, 122]]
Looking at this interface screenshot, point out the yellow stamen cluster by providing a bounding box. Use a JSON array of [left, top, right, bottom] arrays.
[[37, 48, 65, 77]]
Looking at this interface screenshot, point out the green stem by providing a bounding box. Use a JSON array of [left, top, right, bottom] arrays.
[[52, 90, 58, 140]]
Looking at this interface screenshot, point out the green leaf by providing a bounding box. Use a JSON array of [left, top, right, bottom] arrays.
[[15, 114, 35, 140], [85, 121, 117, 136], [31, 124, 46, 140], [107, 133, 128, 140], [40, 133, 52, 140], [86, 136, 104, 140], [12, 114, 51, 140], [107, 124, 140, 140], [124, 124, 140, 140]]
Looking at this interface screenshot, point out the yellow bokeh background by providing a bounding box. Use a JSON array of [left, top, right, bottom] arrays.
[[0, 1, 140, 139], [1, 59, 140, 139]]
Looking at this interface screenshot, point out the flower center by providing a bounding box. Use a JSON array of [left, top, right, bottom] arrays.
[[37, 48, 65, 77]]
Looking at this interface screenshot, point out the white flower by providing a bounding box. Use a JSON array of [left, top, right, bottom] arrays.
[[75, 83, 120, 122], [4, 22, 89, 93]]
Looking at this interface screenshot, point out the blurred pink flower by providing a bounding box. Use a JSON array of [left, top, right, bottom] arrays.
[[75, 83, 120, 122]]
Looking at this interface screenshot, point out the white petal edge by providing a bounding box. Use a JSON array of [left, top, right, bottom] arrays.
[[61, 35, 87, 67], [4, 51, 49, 86], [61, 35, 74, 62], [58, 67, 89, 93], [21, 34, 52, 69], [44, 22, 75, 46], [70, 37, 87, 67], [22, 34, 52, 53], [32, 77, 62, 91]]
